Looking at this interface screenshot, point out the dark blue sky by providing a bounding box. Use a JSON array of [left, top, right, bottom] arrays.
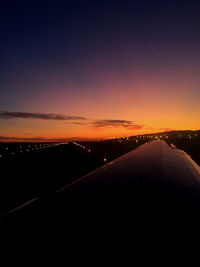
[[1, 1, 200, 86]]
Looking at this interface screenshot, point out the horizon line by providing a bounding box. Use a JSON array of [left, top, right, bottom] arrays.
[[0, 129, 199, 143]]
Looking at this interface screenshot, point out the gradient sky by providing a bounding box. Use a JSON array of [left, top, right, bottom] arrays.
[[0, 0, 200, 141]]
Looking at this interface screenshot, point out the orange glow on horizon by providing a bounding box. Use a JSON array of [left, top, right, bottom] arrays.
[[1, 3, 200, 143], [1, 63, 200, 141]]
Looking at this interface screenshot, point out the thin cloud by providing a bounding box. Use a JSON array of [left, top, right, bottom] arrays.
[[0, 111, 87, 121], [0, 111, 145, 132], [92, 119, 144, 130], [126, 125, 144, 130]]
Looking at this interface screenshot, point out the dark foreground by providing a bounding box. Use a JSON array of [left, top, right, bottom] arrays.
[[57, 140, 200, 209], [0, 138, 146, 220], [60, 140, 200, 192], [1, 140, 200, 225]]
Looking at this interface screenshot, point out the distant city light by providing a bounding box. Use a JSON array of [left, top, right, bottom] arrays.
[[88, 149, 91, 152], [0, 155, 2, 158], [104, 158, 107, 162]]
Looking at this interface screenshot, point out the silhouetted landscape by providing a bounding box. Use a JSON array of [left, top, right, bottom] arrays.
[[0, 130, 199, 219]]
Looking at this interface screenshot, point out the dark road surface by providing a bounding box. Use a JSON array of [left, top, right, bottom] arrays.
[[55, 140, 200, 216], [2, 140, 200, 223], [58, 140, 200, 192]]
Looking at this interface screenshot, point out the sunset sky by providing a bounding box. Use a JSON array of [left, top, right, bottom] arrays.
[[1, 1, 200, 141]]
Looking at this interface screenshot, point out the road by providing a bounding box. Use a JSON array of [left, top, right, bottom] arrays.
[[58, 140, 200, 193], [2, 140, 200, 222], [3, 140, 200, 221]]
